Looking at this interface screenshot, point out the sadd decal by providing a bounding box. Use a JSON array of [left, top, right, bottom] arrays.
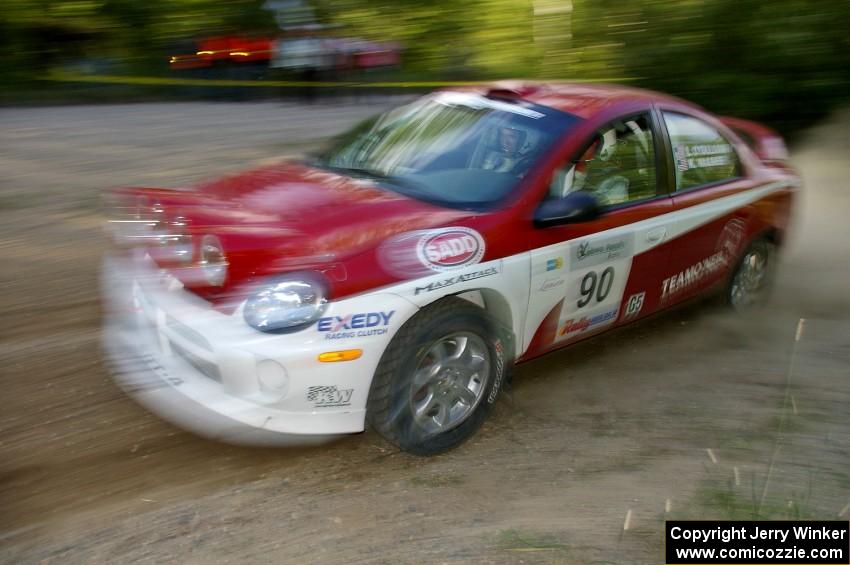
[[317, 311, 394, 340], [416, 227, 485, 272], [558, 307, 618, 337]]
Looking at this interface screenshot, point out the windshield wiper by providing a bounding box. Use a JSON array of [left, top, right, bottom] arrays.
[[306, 160, 428, 195]]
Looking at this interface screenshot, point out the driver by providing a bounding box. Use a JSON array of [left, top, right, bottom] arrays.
[[481, 126, 527, 173]]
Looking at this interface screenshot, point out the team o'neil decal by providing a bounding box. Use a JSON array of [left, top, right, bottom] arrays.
[[416, 227, 486, 272]]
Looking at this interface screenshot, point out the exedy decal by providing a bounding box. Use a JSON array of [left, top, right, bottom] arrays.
[[317, 310, 395, 339], [414, 267, 499, 295]]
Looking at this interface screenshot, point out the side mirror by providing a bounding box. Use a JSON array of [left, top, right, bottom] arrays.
[[534, 191, 601, 227]]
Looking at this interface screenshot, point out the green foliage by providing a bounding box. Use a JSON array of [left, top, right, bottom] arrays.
[[3, 0, 849, 131]]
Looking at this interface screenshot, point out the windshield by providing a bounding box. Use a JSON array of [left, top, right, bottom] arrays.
[[312, 92, 581, 209]]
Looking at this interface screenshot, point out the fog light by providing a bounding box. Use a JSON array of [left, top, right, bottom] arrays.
[[256, 359, 289, 394], [317, 349, 362, 363]]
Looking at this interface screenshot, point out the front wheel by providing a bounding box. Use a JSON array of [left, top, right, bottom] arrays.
[[366, 297, 508, 456], [726, 237, 776, 311]]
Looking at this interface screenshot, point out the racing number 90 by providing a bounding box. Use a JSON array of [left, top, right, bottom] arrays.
[[577, 267, 614, 308]]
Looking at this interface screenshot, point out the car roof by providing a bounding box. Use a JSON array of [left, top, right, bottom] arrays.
[[447, 81, 702, 120]]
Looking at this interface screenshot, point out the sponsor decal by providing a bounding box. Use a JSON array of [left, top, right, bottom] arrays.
[[307, 386, 353, 408], [538, 278, 566, 292], [661, 252, 727, 299], [675, 142, 735, 171], [623, 292, 646, 319], [557, 307, 618, 337], [414, 266, 499, 295], [675, 144, 689, 172], [317, 310, 394, 340], [578, 239, 626, 261], [716, 218, 746, 260], [572, 234, 633, 268], [487, 339, 504, 404], [546, 257, 564, 271], [416, 227, 485, 272]]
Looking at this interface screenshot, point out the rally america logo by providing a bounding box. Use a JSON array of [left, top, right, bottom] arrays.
[[416, 227, 486, 272], [307, 386, 353, 407]]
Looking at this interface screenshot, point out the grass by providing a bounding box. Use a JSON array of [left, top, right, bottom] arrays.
[[497, 529, 570, 553]]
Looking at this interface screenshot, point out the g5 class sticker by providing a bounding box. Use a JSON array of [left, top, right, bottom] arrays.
[[623, 292, 646, 319]]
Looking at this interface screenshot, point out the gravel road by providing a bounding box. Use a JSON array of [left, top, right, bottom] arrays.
[[1, 101, 848, 564]]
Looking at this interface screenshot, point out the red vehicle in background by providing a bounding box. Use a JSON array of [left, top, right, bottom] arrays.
[[168, 34, 401, 75], [104, 82, 799, 455], [169, 36, 275, 70]]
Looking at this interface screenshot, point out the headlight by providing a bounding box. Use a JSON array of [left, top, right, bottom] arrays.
[[149, 216, 194, 263], [243, 273, 328, 333], [199, 234, 228, 286], [106, 195, 161, 244]]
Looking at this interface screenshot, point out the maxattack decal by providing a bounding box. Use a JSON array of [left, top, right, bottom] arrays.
[[661, 252, 727, 299], [414, 266, 499, 295], [416, 227, 485, 272], [317, 310, 395, 339], [307, 386, 353, 408]]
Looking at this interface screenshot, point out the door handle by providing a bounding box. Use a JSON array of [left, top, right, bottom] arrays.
[[646, 227, 667, 243]]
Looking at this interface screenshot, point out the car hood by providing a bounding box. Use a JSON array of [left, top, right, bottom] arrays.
[[154, 160, 471, 292]]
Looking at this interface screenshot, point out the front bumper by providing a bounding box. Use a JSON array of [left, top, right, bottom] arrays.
[[101, 253, 417, 444]]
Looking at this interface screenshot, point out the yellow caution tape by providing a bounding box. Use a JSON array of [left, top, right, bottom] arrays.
[[43, 69, 637, 89]]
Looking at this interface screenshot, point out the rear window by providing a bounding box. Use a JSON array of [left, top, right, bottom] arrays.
[[662, 112, 742, 191]]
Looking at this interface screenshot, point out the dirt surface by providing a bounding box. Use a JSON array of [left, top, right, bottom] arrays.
[[1, 101, 849, 564]]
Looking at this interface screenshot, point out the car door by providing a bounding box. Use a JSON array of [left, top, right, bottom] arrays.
[[523, 110, 675, 357], [655, 109, 758, 306]]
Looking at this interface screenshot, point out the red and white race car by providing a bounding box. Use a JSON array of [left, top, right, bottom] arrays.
[[103, 82, 799, 454]]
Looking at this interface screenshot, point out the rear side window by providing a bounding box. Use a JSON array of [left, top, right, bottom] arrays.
[[662, 112, 741, 191]]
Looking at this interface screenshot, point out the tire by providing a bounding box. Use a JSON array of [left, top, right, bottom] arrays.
[[725, 237, 777, 311], [366, 297, 509, 456]]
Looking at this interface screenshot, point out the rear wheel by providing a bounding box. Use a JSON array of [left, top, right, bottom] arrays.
[[726, 238, 776, 310], [367, 298, 508, 455]]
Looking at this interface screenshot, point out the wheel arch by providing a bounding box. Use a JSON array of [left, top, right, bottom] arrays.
[[425, 288, 518, 361]]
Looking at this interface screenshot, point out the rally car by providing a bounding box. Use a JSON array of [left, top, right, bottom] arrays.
[[103, 82, 798, 455]]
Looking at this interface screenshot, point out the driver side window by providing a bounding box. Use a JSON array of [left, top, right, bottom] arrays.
[[548, 113, 658, 207]]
